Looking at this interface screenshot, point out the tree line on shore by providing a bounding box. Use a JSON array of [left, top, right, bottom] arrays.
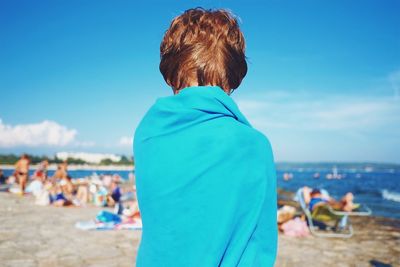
[[0, 154, 134, 166]]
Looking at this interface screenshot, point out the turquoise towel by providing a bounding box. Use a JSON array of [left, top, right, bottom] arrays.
[[134, 86, 277, 267]]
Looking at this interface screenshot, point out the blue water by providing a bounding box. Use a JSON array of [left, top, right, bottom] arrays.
[[3, 167, 400, 219]]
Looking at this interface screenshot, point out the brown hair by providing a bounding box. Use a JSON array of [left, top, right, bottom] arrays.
[[160, 8, 247, 93]]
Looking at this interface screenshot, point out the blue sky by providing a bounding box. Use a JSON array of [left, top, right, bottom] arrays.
[[1, 0, 399, 162]]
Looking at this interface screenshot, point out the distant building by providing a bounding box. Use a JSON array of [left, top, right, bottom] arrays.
[[56, 152, 121, 164]]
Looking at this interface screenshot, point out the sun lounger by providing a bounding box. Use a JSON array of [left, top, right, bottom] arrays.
[[295, 188, 371, 238], [322, 203, 371, 217]]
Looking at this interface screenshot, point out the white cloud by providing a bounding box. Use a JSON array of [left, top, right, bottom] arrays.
[[237, 92, 400, 132], [119, 136, 133, 146], [235, 90, 400, 162], [0, 119, 77, 147]]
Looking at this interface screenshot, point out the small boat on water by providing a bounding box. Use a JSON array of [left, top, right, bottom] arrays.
[[283, 172, 293, 181], [326, 166, 343, 179]]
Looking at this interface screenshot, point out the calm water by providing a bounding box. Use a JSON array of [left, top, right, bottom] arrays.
[[3, 166, 400, 219]]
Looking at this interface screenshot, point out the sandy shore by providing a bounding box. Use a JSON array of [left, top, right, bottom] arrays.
[[0, 192, 399, 267]]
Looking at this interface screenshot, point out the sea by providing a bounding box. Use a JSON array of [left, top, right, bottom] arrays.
[[275, 165, 400, 220], [2, 164, 400, 220]]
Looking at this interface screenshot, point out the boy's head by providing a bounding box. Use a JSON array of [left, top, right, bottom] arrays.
[[160, 8, 247, 93], [310, 189, 322, 198]]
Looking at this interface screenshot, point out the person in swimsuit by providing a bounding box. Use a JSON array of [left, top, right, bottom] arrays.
[[306, 188, 357, 212], [52, 163, 68, 182], [15, 154, 30, 194], [106, 176, 122, 206]]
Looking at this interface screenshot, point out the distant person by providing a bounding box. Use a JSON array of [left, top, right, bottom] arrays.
[[47, 175, 78, 207], [134, 8, 277, 267], [107, 177, 123, 214], [60, 175, 75, 200], [52, 163, 67, 181], [49, 183, 71, 207], [0, 169, 7, 184], [33, 159, 49, 182], [107, 177, 122, 205], [61, 160, 68, 173], [304, 187, 357, 212], [15, 154, 30, 194], [75, 183, 89, 205], [128, 172, 135, 184]]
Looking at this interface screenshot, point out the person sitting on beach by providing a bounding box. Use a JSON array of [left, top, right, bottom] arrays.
[[59, 175, 90, 206], [110, 180, 121, 204], [74, 182, 89, 206], [14, 154, 30, 194], [52, 164, 68, 182], [33, 159, 49, 182], [307, 188, 356, 212], [107, 177, 122, 208], [60, 176, 75, 199], [0, 169, 7, 184], [49, 182, 71, 207], [46, 175, 78, 207]]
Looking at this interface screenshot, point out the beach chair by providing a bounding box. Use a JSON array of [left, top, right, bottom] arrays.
[[295, 188, 371, 238]]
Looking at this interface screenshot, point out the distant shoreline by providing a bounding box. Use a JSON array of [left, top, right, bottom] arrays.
[[2, 161, 400, 172]]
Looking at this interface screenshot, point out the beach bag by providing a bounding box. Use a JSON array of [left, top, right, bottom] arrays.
[[281, 217, 310, 237]]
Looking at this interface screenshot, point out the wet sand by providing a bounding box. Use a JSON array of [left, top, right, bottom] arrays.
[[0, 192, 399, 267]]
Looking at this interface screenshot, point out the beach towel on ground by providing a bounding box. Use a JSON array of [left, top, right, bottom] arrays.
[[281, 217, 310, 237], [74, 220, 142, 231], [134, 86, 277, 267], [75, 210, 142, 231]]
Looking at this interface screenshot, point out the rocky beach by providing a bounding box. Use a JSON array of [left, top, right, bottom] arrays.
[[0, 192, 399, 267]]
